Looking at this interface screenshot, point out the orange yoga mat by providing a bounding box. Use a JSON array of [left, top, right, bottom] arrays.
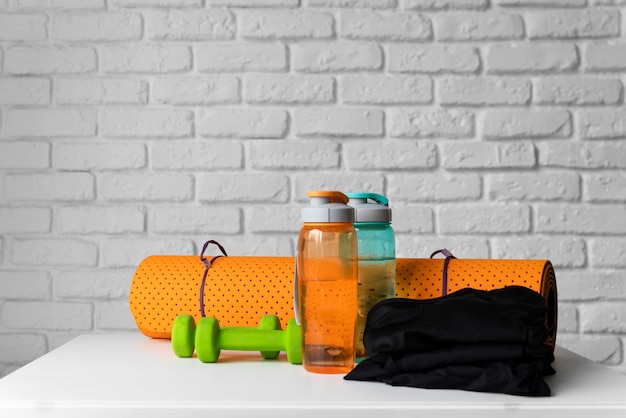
[[129, 256, 557, 350]]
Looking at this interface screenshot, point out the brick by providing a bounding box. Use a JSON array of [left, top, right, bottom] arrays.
[[246, 206, 300, 233], [4, 173, 94, 201], [197, 43, 287, 73], [483, 109, 572, 139], [151, 141, 242, 170], [438, 77, 530, 106], [293, 42, 382, 73], [51, 13, 142, 41], [496, 0, 586, 6], [589, 237, 626, 268], [579, 108, 626, 139], [245, 75, 334, 104], [195, 235, 294, 257], [395, 236, 489, 259], [537, 204, 626, 234], [0, 14, 47, 41], [3, 301, 92, 330], [210, 0, 299, 5], [96, 301, 137, 330], [152, 76, 239, 105], [526, 10, 620, 39], [487, 171, 580, 201], [294, 108, 383, 137], [53, 269, 133, 299], [100, 174, 193, 202], [102, 237, 194, 267], [0, 142, 49, 169], [5, 45, 96, 75], [150, 206, 241, 234], [387, 173, 482, 202], [56, 206, 145, 234], [404, 0, 488, 9], [557, 304, 578, 334], [197, 173, 289, 203], [491, 236, 586, 268], [584, 173, 626, 203], [386, 204, 433, 234], [55, 78, 147, 104], [558, 270, 626, 301], [5, 108, 96, 137], [534, 76, 622, 105], [53, 142, 146, 170], [12, 238, 98, 267], [558, 335, 621, 365], [146, 9, 235, 40], [594, 0, 626, 5], [240, 10, 333, 39], [487, 43, 579, 74], [435, 12, 523, 41], [308, 0, 395, 6], [292, 173, 385, 202], [101, 109, 193, 138], [440, 204, 531, 234], [341, 74, 431, 104], [101, 45, 191, 74], [198, 109, 287, 139], [250, 140, 340, 169], [538, 141, 626, 169], [585, 43, 626, 72], [344, 140, 436, 170], [442, 141, 536, 169], [0, 271, 50, 299], [581, 302, 626, 334], [110, 0, 201, 6], [341, 10, 431, 41], [0, 78, 49, 105], [0, 334, 47, 364], [388, 44, 480, 74], [389, 108, 474, 138], [13, 0, 105, 8], [0, 207, 51, 233]]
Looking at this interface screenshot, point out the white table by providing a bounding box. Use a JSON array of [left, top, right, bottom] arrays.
[[1, 333, 626, 417]]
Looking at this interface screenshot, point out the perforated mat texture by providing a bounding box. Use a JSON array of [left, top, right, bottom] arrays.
[[129, 256, 557, 350]]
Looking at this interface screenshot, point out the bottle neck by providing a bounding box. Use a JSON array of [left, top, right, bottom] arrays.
[[303, 222, 353, 227]]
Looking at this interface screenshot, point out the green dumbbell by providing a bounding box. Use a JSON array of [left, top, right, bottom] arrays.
[[171, 314, 302, 365], [172, 314, 282, 359]]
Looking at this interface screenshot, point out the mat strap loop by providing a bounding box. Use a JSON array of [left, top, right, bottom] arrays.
[[199, 240, 228, 317], [430, 249, 457, 297]]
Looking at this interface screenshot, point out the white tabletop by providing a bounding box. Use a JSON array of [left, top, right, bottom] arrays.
[[1, 333, 626, 417]]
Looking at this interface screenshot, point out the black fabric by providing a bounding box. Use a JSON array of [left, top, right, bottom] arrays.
[[344, 286, 555, 397]]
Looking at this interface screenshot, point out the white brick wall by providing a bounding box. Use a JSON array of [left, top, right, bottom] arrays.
[[1, 1, 625, 378]]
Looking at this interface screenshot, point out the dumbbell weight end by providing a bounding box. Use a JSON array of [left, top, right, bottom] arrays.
[[172, 314, 196, 358]]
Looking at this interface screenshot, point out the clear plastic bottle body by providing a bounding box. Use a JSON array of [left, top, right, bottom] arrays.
[[297, 222, 358, 374], [354, 222, 396, 359]]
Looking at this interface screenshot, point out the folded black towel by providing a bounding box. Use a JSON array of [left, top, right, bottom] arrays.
[[345, 286, 555, 397]]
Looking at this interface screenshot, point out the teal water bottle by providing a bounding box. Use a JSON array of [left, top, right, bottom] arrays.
[[347, 192, 396, 360]]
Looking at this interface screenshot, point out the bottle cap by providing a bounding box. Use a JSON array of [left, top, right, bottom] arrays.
[[301, 191, 355, 223], [346, 192, 392, 223]]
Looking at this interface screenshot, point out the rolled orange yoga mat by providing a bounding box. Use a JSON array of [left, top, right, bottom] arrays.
[[129, 256, 557, 350]]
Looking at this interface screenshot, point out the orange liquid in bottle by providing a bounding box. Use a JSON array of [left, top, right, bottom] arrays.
[[298, 223, 358, 374]]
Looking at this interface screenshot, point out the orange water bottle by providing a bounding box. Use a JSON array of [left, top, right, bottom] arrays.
[[296, 191, 358, 374]]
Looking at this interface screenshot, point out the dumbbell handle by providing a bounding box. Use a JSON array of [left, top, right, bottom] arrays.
[[218, 328, 288, 352]]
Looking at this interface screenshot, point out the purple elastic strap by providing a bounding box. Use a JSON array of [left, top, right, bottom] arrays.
[[430, 248, 456, 297], [199, 240, 228, 318]]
